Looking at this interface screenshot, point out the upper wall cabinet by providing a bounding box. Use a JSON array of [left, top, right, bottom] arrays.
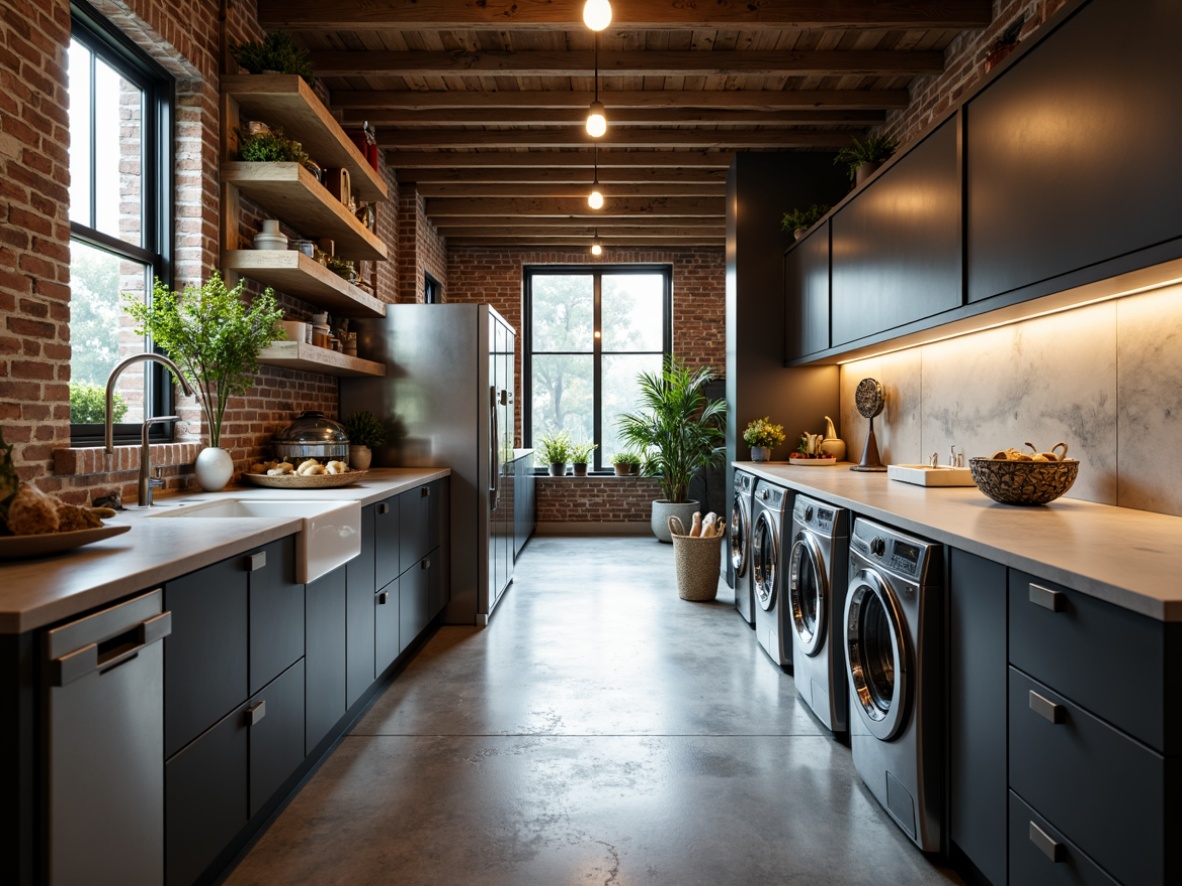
[[830, 116, 961, 347], [783, 221, 830, 359], [966, 0, 1182, 303]]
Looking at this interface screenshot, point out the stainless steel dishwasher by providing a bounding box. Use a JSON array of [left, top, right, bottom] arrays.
[[44, 589, 172, 886]]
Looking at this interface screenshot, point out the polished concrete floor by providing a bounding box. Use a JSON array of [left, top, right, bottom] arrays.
[[224, 536, 965, 886]]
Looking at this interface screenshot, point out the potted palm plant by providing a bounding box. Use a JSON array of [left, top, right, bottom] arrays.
[[124, 271, 283, 491], [616, 356, 727, 543]]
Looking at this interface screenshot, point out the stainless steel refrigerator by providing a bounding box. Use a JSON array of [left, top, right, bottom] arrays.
[[342, 304, 515, 626]]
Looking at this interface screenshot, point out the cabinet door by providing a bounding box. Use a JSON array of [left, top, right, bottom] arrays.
[[831, 116, 961, 346], [247, 659, 305, 818], [400, 483, 430, 573], [966, 0, 1182, 303], [248, 536, 303, 694], [428, 548, 445, 618], [427, 477, 446, 553], [514, 461, 533, 559], [374, 495, 400, 591], [165, 706, 247, 886], [346, 505, 377, 709], [164, 555, 248, 759], [374, 578, 400, 676], [399, 559, 430, 653], [305, 565, 346, 752], [1009, 792, 1119, 886], [784, 221, 830, 359], [948, 550, 1007, 886]]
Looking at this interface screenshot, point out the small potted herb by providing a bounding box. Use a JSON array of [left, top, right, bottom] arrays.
[[781, 204, 830, 241], [571, 442, 598, 476], [610, 451, 641, 476], [536, 430, 574, 477], [343, 411, 387, 470], [236, 126, 310, 164], [743, 417, 786, 463], [231, 32, 316, 86], [835, 135, 899, 186]]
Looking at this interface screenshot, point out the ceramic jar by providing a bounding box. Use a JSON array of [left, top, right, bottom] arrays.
[[195, 447, 234, 492], [253, 219, 287, 251]]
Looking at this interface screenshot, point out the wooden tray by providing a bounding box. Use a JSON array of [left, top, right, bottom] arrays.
[[0, 524, 130, 559], [239, 470, 367, 489]]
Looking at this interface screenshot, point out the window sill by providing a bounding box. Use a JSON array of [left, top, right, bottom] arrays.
[[54, 442, 206, 477]]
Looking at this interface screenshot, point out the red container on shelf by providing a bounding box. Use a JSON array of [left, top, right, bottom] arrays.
[[345, 123, 379, 171]]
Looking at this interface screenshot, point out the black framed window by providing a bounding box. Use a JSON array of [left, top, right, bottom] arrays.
[[68, 3, 173, 445], [424, 271, 441, 304], [524, 265, 671, 472]]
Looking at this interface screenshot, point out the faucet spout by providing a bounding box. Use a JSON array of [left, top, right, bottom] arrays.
[[104, 353, 194, 456]]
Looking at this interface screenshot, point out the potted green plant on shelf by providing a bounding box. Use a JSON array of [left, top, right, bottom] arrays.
[[236, 126, 310, 164], [124, 271, 283, 491], [743, 417, 786, 463], [342, 410, 387, 471], [571, 442, 598, 476], [835, 134, 899, 186], [610, 451, 641, 476], [616, 356, 727, 543], [230, 31, 316, 86], [781, 204, 830, 241], [536, 430, 574, 477]]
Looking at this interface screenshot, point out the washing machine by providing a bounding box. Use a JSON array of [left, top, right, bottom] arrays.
[[729, 470, 756, 627], [844, 517, 944, 852], [751, 479, 792, 668], [787, 495, 849, 733]]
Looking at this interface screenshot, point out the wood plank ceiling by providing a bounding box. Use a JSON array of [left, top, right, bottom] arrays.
[[258, 0, 993, 248]]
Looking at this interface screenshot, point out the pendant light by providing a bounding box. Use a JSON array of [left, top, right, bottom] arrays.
[[590, 229, 603, 256], [583, 0, 612, 31], [588, 144, 604, 209], [585, 33, 607, 138]]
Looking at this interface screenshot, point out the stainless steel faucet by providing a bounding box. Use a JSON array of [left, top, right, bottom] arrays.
[[104, 353, 195, 507]]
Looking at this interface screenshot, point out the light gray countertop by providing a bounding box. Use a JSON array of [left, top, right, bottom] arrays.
[[0, 468, 449, 634], [739, 461, 1182, 622]]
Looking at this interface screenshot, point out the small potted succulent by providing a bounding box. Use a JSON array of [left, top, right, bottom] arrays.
[[835, 135, 899, 186], [781, 203, 830, 241], [536, 430, 574, 477], [743, 417, 786, 463], [571, 442, 598, 476], [342, 410, 387, 470], [611, 451, 641, 476]]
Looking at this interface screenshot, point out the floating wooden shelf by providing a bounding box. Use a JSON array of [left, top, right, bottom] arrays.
[[257, 341, 387, 377], [223, 74, 387, 203], [222, 250, 386, 318], [222, 162, 388, 262]]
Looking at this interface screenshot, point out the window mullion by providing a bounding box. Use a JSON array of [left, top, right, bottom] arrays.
[[592, 273, 603, 472]]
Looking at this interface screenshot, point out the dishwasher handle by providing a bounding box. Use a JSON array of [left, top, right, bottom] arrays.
[[51, 610, 172, 687]]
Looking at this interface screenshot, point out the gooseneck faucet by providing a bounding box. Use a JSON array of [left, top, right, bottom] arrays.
[[104, 353, 195, 507]]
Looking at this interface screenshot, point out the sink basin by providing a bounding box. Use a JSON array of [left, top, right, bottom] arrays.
[[151, 498, 361, 583], [887, 464, 976, 487]]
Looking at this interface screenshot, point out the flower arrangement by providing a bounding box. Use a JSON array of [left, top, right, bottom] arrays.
[[743, 417, 786, 449]]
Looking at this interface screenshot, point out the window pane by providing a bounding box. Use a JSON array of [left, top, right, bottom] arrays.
[[94, 58, 144, 247], [69, 241, 150, 424], [532, 354, 593, 444], [68, 39, 92, 226], [532, 274, 593, 353], [602, 273, 664, 352], [601, 353, 663, 460]]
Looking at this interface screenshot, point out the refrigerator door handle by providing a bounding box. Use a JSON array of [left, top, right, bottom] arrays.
[[489, 386, 500, 504]]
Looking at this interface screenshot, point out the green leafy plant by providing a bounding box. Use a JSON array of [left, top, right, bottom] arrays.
[[69, 381, 127, 424], [835, 135, 899, 182], [616, 356, 727, 503], [343, 411, 387, 449], [236, 126, 310, 164], [231, 31, 316, 85], [324, 255, 357, 281], [571, 441, 598, 464], [610, 452, 641, 465], [124, 271, 284, 448], [743, 417, 786, 449], [536, 430, 574, 465], [780, 204, 829, 235]]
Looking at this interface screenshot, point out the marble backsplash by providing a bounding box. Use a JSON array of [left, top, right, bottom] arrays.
[[837, 281, 1182, 517]]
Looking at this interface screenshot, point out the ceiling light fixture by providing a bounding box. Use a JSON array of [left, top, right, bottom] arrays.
[[583, 0, 612, 31], [585, 34, 607, 138], [588, 144, 604, 209], [591, 229, 603, 256]]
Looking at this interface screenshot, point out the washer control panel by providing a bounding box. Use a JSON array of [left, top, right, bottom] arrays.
[[850, 516, 940, 585], [793, 495, 847, 540]]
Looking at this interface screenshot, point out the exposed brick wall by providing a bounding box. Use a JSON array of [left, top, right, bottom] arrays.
[[394, 183, 446, 303], [536, 476, 662, 524]]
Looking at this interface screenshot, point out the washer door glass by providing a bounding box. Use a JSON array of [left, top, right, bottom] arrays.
[[730, 496, 750, 577], [751, 511, 777, 611], [789, 532, 826, 656], [844, 567, 908, 741]]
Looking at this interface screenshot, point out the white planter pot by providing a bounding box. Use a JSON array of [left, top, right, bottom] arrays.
[[195, 447, 234, 492], [651, 499, 701, 544], [348, 444, 373, 471]]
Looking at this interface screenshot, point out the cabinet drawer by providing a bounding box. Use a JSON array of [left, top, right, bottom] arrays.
[[1008, 570, 1177, 752], [400, 484, 430, 573], [248, 659, 305, 818], [1009, 668, 1167, 886], [374, 495, 400, 591], [1009, 792, 1118, 886], [248, 536, 303, 694], [374, 578, 400, 676]]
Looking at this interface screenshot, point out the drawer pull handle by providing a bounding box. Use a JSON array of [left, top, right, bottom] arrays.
[[248, 551, 266, 572], [1029, 821, 1065, 863], [378, 591, 389, 605], [421, 558, 430, 570], [1029, 690, 1064, 724], [246, 700, 266, 727], [421, 486, 430, 497], [377, 502, 389, 515], [1029, 583, 1063, 612]]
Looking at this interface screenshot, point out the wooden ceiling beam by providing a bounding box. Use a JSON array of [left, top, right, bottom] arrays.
[[351, 108, 885, 127], [261, 0, 992, 30], [418, 182, 725, 198], [385, 150, 733, 168], [308, 49, 946, 78], [447, 238, 723, 248], [433, 216, 724, 230], [329, 89, 911, 111], [397, 166, 727, 184], [379, 129, 854, 149], [425, 196, 724, 218]]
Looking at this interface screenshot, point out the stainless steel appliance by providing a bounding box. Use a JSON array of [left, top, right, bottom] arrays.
[[343, 303, 515, 625], [844, 517, 943, 852], [270, 410, 349, 461], [751, 479, 792, 668], [44, 589, 172, 885], [729, 469, 756, 626], [788, 494, 849, 733]]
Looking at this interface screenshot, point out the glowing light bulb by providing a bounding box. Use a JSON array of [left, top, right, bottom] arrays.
[[583, 0, 612, 31], [591, 240, 603, 256], [588, 188, 604, 209], [585, 101, 607, 138]]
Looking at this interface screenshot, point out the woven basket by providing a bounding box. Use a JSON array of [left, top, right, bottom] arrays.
[[968, 457, 1079, 505], [670, 527, 722, 601]]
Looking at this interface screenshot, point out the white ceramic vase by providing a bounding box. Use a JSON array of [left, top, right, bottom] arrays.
[[253, 219, 288, 251], [348, 444, 372, 471], [195, 447, 234, 492]]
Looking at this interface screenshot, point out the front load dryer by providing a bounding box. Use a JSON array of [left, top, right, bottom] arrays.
[[730, 469, 757, 627], [844, 517, 944, 852], [751, 479, 792, 668], [787, 495, 849, 733]]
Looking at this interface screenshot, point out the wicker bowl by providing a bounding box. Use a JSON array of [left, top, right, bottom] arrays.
[[968, 457, 1079, 506]]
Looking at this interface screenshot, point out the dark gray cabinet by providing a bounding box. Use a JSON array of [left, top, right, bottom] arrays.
[[305, 565, 347, 751], [248, 536, 302, 694], [1008, 792, 1119, 886], [948, 550, 1007, 886], [830, 116, 961, 346], [783, 221, 830, 360], [513, 458, 534, 559], [248, 660, 305, 819], [374, 578, 400, 675], [400, 484, 431, 573], [374, 495, 400, 591], [966, 0, 1182, 304], [346, 505, 377, 708], [399, 558, 430, 653]]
